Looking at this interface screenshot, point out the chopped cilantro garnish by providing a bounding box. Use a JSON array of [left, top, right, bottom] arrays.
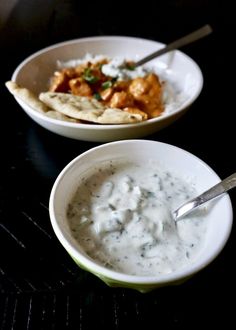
[[94, 93, 102, 100], [102, 80, 113, 90], [125, 63, 135, 71], [83, 68, 99, 84], [125, 62, 135, 71]]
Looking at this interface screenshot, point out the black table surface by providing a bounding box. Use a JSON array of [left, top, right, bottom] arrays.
[[0, 1, 235, 329]]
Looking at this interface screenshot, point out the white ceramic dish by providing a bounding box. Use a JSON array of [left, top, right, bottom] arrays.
[[49, 140, 233, 292], [12, 36, 203, 142]]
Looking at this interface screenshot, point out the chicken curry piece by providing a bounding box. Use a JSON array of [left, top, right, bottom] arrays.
[[49, 60, 164, 120]]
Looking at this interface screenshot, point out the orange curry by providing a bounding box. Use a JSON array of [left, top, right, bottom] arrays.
[[49, 59, 164, 120]]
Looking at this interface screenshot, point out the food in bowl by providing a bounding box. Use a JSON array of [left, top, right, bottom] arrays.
[[6, 80, 143, 125], [6, 54, 178, 125], [48, 55, 164, 120], [8, 36, 203, 141], [67, 158, 208, 276], [49, 140, 233, 291]]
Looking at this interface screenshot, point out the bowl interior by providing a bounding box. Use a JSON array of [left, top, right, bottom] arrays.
[[50, 140, 232, 285]]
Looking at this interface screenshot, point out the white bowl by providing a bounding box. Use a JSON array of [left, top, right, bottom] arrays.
[[49, 140, 233, 292], [12, 36, 203, 142]]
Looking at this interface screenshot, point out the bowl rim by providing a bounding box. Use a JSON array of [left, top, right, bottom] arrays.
[[49, 139, 233, 285], [12, 35, 204, 130]]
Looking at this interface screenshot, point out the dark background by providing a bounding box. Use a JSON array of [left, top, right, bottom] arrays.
[[0, 0, 235, 329]]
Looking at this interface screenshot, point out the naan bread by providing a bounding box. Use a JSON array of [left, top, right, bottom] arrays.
[[6, 81, 143, 124], [5, 81, 50, 113], [45, 110, 78, 122], [39, 92, 143, 124], [5, 81, 79, 123]]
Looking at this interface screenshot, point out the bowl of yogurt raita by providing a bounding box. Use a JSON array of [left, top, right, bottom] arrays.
[[49, 140, 233, 292]]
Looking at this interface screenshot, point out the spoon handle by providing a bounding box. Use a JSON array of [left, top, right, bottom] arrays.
[[173, 173, 236, 222], [135, 24, 212, 67]]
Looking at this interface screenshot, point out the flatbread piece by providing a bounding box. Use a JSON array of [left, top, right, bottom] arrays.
[[5, 81, 50, 113], [39, 92, 143, 124]]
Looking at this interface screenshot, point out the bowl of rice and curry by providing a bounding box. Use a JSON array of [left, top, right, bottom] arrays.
[[6, 36, 203, 141]]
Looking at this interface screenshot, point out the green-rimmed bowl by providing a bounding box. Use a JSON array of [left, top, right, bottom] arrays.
[[49, 140, 233, 292]]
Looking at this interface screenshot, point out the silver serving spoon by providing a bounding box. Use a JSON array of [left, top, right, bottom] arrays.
[[173, 173, 236, 222], [135, 24, 212, 67]]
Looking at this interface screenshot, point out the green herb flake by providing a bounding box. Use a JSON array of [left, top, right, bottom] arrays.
[[83, 68, 99, 84], [125, 63, 135, 71], [93, 93, 102, 100], [102, 80, 113, 90]]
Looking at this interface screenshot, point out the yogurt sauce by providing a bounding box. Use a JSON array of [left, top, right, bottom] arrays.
[[57, 54, 148, 81], [67, 160, 208, 276]]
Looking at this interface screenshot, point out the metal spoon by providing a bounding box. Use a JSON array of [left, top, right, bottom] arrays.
[[135, 24, 212, 67], [173, 173, 236, 222]]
